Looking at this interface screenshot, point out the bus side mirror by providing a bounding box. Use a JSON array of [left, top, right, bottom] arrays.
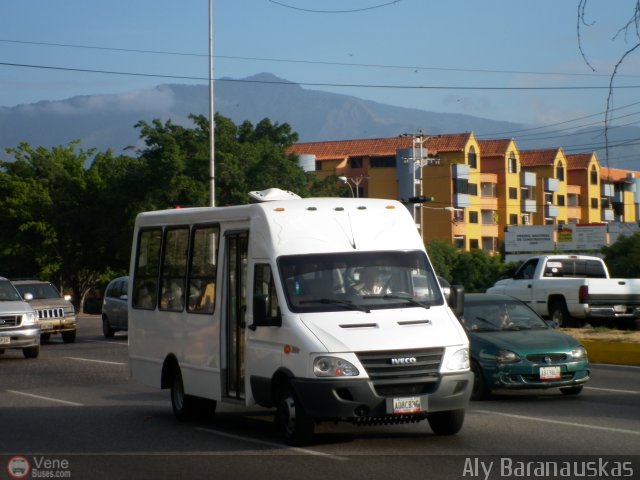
[[250, 294, 282, 330], [447, 285, 465, 318]]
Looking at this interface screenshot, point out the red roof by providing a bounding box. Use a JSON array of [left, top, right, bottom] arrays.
[[287, 133, 474, 160], [565, 153, 595, 170], [425, 133, 473, 154], [519, 148, 562, 167], [287, 137, 413, 159], [477, 139, 513, 157], [600, 167, 635, 182]]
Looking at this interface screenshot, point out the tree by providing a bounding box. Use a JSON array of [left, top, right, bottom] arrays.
[[577, 1, 640, 166], [601, 232, 640, 277]]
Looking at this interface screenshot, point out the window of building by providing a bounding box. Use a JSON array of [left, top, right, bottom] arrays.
[[468, 147, 477, 169], [454, 178, 469, 195], [349, 157, 364, 168], [545, 192, 553, 204], [509, 214, 518, 225], [468, 183, 478, 196], [509, 187, 518, 200], [370, 156, 396, 168], [453, 236, 465, 249], [557, 195, 566, 206], [556, 161, 565, 181], [452, 209, 465, 222], [508, 154, 518, 174], [469, 239, 479, 249], [469, 211, 479, 224], [590, 165, 598, 185], [591, 198, 599, 209]]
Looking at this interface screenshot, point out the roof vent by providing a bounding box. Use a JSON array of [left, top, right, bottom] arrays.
[[248, 188, 301, 203]]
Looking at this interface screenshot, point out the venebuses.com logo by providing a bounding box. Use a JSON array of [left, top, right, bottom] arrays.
[[6, 455, 72, 479], [7, 456, 30, 479]]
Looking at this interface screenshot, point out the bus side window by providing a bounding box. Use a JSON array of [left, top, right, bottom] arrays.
[[187, 225, 219, 314]]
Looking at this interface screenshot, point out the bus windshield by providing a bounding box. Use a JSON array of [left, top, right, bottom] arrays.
[[277, 251, 444, 313]]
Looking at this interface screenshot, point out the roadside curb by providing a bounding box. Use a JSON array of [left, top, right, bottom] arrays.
[[581, 340, 640, 367]]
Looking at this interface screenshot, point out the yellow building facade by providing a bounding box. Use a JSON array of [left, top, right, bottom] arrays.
[[288, 134, 640, 254]]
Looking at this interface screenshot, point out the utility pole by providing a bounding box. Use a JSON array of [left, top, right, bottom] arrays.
[[208, 0, 215, 207]]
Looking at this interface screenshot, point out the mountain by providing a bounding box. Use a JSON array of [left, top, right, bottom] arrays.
[[1, 73, 640, 170]]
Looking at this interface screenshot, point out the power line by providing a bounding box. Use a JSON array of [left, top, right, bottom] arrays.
[[267, 0, 403, 14], [4, 37, 640, 79], [4, 60, 640, 91]]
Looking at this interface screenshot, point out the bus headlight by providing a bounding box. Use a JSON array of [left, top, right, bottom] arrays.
[[446, 348, 470, 371], [313, 356, 359, 377]]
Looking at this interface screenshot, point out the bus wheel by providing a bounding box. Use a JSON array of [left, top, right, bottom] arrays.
[[275, 383, 314, 446], [427, 409, 465, 435], [170, 369, 199, 421]]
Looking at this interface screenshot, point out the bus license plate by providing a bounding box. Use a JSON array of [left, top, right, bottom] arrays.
[[540, 366, 561, 380], [392, 396, 422, 414]]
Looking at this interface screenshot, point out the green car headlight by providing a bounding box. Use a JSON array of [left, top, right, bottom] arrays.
[[496, 350, 520, 363], [571, 346, 587, 359]]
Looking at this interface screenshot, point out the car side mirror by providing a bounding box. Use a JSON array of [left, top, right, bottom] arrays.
[[249, 294, 282, 331], [447, 285, 465, 318]]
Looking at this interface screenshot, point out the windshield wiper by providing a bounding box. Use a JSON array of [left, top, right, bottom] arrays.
[[365, 294, 431, 309], [299, 298, 370, 313]]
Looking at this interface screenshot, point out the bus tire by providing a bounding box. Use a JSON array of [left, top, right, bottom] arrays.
[[427, 409, 465, 435], [170, 368, 203, 421], [275, 383, 314, 446]]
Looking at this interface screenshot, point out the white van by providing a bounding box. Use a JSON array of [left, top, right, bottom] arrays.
[[128, 189, 472, 445]]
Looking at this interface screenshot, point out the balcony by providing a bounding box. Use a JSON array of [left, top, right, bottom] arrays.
[[453, 193, 471, 208], [544, 178, 559, 192], [601, 183, 614, 197], [602, 209, 614, 222], [522, 198, 537, 213], [452, 163, 470, 178], [521, 171, 536, 187], [545, 204, 559, 217]]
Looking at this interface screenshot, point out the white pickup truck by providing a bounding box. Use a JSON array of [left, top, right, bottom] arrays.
[[487, 254, 640, 328]]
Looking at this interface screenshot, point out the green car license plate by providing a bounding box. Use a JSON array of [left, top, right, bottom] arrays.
[[539, 366, 561, 380]]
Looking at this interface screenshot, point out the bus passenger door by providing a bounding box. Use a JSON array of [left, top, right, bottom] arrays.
[[223, 231, 248, 400]]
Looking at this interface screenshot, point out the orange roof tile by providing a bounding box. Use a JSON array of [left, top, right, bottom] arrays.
[[565, 153, 595, 170], [424, 133, 473, 154], [287, 137, 413, 159], [519, 148, 562, 167], [477, 139, 513, 157], [600, 167, 636, 182]]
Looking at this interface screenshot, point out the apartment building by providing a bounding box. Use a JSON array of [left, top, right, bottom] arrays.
[[288, 133, 640, 254]]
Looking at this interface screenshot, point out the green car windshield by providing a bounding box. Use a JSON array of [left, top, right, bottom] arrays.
[[462, 300, 549, 331], [278, 251, 443, 313]]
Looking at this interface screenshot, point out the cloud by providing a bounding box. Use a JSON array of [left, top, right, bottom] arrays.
[[16, 86, 177, 116]]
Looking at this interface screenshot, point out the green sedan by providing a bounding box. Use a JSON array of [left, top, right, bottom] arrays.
[[460, 293, 590, 400]]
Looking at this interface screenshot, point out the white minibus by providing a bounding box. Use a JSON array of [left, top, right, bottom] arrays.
[[128, 188, 472, 445]]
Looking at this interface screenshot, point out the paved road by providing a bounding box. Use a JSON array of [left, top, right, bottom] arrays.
[[1, 316, 639, 479]]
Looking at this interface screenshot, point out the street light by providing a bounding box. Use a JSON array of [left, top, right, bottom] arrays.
[[338, 175, 367, 198], [338, 176, 355, 198]]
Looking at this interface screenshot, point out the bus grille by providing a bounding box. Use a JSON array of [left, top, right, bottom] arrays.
[[356, 348, 444, 397]]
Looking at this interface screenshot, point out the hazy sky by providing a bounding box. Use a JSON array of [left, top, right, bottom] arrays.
[[2, 0, 640, 129]]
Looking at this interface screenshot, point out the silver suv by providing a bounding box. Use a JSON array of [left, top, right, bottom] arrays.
[[0, 276, 40, 358], [12, 279, 77, 343]]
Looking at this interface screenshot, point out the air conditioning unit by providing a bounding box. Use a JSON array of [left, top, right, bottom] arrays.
[[522, 214, 530, 225]]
